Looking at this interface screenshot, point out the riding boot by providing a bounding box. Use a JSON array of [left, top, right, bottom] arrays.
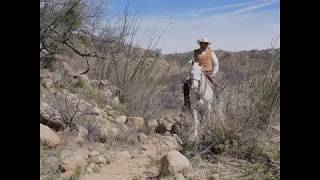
[[206, 74, 214, 85]]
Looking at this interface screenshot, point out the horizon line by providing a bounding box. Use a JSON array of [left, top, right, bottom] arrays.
[[162, 47, 280, 55]]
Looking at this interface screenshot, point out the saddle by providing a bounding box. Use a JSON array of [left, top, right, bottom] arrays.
[[186, 72, 217, 89]]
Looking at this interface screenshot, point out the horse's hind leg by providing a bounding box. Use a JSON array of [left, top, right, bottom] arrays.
[[206, 103, 212, 123], [200, 108, 205, 124]]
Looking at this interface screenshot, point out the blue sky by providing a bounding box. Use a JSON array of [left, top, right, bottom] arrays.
[[105, 0, 280, 54]]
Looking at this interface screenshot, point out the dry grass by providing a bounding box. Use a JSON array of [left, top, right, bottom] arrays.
[[175, 49, 280, 179], [103, 43, 172, 119], [40, 144, 61, 180]]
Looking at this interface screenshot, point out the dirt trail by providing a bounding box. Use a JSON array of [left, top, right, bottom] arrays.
[[80, 134, 178, 180], [80, 155, 152, 180]]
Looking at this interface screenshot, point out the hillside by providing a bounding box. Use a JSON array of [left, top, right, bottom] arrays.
[[40, 48, 280, 180]]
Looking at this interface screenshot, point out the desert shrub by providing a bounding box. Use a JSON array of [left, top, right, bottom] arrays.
[[54, 68, 74, 90], [41, 0, 172, 119], [70, 78, 87, 89], [82, 88, 107, 108], [70, 80, 109, 109], [52, 90, 92, 128], [40, 56, 57, 70], [100, 19, 172, 119], [77, 117, 101, 142], [40, 0, 103, 59]]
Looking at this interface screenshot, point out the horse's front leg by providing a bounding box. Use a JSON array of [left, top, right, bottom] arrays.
[[193, 108, 198, 140], [201, 108, 205, 124]]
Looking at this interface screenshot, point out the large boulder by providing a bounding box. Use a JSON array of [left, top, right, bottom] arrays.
[[89, 107, 106, 119], [40, 69, 52, 79], [40, 69, 54, 88], [146, 119, 159, 130], [161, 136, 179, 151], [40, 123, 60, 147], [114, 115, 127, 125], [97, 127, 109, 143], [175, 173, 185, 180], [125, 117, 145, 131], [40, 102, 64, 131], [41, 78, 53, 88], [91, 107, 104, 115], [107, 110, 121, 119], [273, 125, 280, 131], [159, 150, 190, 177], [97, 126, 120, 143]]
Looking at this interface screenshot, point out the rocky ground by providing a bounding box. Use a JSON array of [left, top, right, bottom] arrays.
[[40, 53, 280, 180]]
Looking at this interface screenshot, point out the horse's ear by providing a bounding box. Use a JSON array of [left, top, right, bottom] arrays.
[[188, 59, 194, 65]]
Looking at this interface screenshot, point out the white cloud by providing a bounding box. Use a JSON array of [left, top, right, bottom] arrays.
[[190, 0, 268, 16], [157, 0, 268, 18], [229, 0, 278, 15]]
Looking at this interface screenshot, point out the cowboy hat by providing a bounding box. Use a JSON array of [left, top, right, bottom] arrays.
[[197, 37, 211, 45]]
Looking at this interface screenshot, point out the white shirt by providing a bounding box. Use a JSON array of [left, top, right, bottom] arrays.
[[211, 50, 219, 75]]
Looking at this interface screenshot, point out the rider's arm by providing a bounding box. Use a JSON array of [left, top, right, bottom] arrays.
[[212, 50, 219, 75]]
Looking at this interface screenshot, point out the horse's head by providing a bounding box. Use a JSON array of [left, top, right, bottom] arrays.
[[190, 62, 203, 91]]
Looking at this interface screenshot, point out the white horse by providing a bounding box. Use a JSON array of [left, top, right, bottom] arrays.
[[189, 61, 214, 140]]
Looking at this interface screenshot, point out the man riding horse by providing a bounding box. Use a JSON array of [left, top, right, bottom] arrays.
[[182, 38, 219, 112]]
